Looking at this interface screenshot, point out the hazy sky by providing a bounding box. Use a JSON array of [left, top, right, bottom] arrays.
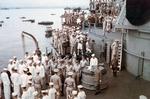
[[0, 0, 89, 8]]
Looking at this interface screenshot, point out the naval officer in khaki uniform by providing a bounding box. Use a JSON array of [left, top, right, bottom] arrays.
[[64, 72, 76, 99], [50, 69, 61, 99], [95, 65, 102, 95]]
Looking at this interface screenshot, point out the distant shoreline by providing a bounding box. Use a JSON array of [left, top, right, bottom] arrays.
[[0, 6, 89, 10]]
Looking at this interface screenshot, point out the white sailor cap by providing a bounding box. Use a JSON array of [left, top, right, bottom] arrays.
[[12, 92, 17, 97], [21, 84, 26, 88], [49, 82, 54, 86], [28, 81, 32, 84], [27, 55, 32, 59], [42, 90, 48, 93], [23, 68, 28, 72], [114, 39, 119, 42], [33, 91, 38, 96], [76, 27, 80, 30], [28, 75, 32, 80], [42, 52, 46, 55], [72, 90, 78, 95], [80, 38, 83, 41], [19, 59, 23, 62], [91, 54, 95, 57], [54, 69, 59, 73], [139, 95, 147, 99], [33, 51, 36, 54], [68, 72, 73, 76], [76, 30, 80, 33], [36, 61, 41, 64], [60, 59, 64, 62], [13, 66, 18, 70], [9, 59, 13, 62], [3, 68, 8, 71], [13, 56, 17, 58], [77, 85, 83, 89]]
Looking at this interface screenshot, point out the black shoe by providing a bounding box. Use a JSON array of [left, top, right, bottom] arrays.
[[95, 91, 101, 95]]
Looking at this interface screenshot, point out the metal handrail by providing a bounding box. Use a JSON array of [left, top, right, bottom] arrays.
[[123, 48, 150, 61], [22, 31, 39, 54]]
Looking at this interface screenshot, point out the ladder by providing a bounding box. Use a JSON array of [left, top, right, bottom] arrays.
[[117, 39, 123, 71]]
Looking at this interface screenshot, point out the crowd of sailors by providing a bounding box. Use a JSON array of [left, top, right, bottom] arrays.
[[62, 0, 123, 36], [1, 21, 123, 99], [0, 49, 87, 99], [0, 23, 109, 99], [0, 17, 121, 99], [89, 0, 122, 33], [52, 25, 105, 57], [0, 0, 124, 98], [62, 10, 85, 28]]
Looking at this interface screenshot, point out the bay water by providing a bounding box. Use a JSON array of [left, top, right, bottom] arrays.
[[0, 8, 64, 69]]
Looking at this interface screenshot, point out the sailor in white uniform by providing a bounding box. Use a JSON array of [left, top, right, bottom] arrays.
[[1, 68, 11, 99], [85, 41, 91, 53], [41, 52, 48, 65], [111, 40, 119, 60], [20, 68, 28, 94], [48, 82, 57, 99], [11, 67, 21, 98], [77, 40, 83, 55], [72, 90, 78, 99], [80, 56, 88, 68], [12, 56, 19, 67], [42, 90, 49, 99], [7, 59, 14, 74], [26, 81, 35, 99], [21, 85, 28, 99], [39, 63, 45, 89], [12, 92, 19, 99], [88, 54, 98, 71], [32, 91, 38, 99], [18, 60, 26, 74], [77, 85, 86, 99], [139, 95, 147, 99], [102, 19, 106, 36], [70, 34, 76, 55], [57, 36, 63, 54]]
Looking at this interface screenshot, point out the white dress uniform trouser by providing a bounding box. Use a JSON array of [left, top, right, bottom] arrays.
[[3, 84, 11, 99]]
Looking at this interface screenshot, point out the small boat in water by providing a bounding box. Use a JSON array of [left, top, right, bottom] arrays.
[[6, 17, 10, 19], [38, 21, 54, 25], [20, 17, 26, 19], [0, 21, 4, 23], [1, 8, 9, 10], [0, 24, 2, 27], [50, 13, 56, 15], [22, 19, 35, 23]]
